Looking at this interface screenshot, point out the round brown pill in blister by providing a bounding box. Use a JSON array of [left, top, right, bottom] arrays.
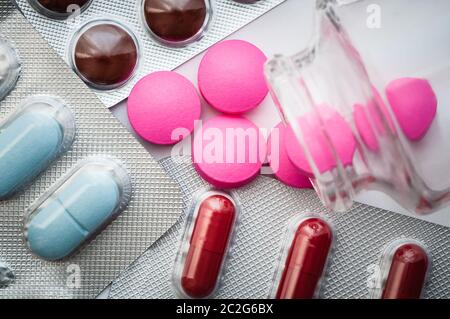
[[29, 0, 93, 19], [71, 21, 139, 90], [37, 0, 91, 13], [143, 0, 209, 45]]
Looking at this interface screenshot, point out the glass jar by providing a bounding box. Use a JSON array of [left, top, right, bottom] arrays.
[[265, 0, 450, 214]]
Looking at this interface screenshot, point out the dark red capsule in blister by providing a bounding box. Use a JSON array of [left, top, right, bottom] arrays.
[[381, 243, 429, 299], [181, 194, 236, 298], [276, 217, 333, 299]]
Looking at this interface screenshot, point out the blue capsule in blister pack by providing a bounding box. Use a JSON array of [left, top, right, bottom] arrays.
[[0, 95, 75, 199], [24, 158, 132, 261]]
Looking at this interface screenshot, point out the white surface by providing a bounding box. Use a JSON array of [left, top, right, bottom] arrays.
[[110, 0, 449, 227]]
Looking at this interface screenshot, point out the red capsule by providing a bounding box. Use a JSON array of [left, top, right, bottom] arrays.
[[276, 218, 333, 299], [382, 243, 429, 299], [181, 194, 236, 298]]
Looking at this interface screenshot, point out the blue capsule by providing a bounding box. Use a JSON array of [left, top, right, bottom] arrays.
[[0, 96, 75, 199], [25, 159, 131, 261]]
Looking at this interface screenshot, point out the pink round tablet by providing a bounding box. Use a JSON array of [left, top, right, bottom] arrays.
[[386, 77, 437, 141], [373, 86, 396, 134], [354, 103, 379, 151], [128, 71, 201, 145], [198, 40, 269, 114], [192, 115, 266, 188], [353, 88, 395, 152], [267, 122, 313, 189], [285, 106, 356, 177]]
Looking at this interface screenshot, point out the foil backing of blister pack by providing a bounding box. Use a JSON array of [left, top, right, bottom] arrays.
[[109, 157, 450, 299], [14, 0, 285, 108], [0, 1, 183, 299]]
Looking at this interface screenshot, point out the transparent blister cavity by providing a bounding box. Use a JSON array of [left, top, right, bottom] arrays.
[[68, 18, 141, 91], [0, 38, 21, 101], [269, 213, 334, 299], [172, 189, 239, 299], [0, 95, 76, 200], [265, 0, 450, 214], [370, 239, 430, 299], [27, 0, 94, 20], [24, 157, 132, 261], [141, 0, 213, 48]]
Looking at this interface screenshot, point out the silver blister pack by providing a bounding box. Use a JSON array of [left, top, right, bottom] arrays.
[[14, 0, 285, 107], [109, 156, 450, 299], [0, 1, 183, 299]]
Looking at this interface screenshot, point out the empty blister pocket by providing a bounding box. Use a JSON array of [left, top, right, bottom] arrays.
[[24, 157, 132, 261], [0, 38, 21, 101], [0, 95, 75, 199]]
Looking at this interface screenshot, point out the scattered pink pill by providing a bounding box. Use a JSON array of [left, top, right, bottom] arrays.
[[128, 71, 201, 145], [192, 115, 266, 188], [267, 122, 313, 189], [354, 89, 395, 152], [354, 103, 379, 152], [373, 87, 396, 134], [285, 106, 356, 176], [198, 40, 269, 114], [386, 78, 437, 141]]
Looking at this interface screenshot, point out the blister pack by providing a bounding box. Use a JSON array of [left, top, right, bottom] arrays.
[[14, 0, 285, 107], [0, 1, 183, 298], [109, 156, 449, 299]]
